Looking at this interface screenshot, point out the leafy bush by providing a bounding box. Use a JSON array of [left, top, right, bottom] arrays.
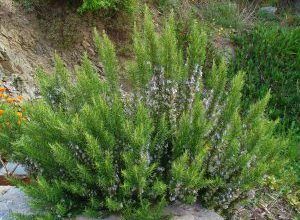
[[231, 25, 300, 130], [14, 8, 289, 219]]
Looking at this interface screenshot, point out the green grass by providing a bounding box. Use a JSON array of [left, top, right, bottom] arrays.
[[201, 0, 246, 29]]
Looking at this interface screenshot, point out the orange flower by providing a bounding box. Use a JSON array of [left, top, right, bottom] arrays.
[[6, 97, 14, 103], [0, 110, 4, 115], [0, 87, 6, 92], [0, 93, 4, 98], [16, 112, 22, 117], [17, 95, 23, 101]]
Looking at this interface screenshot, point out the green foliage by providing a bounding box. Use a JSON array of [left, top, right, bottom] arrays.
[[201, 0, 245, 28], [79, 0, 139, 14], [230, 24, 300, 208], [0, 91, 25, 161], [287, 129, 300, 180], [257, 9, 280, 23], [231, 25, 300, 130], [14, 0, 139, 14], [0, 105, 21, 159], [14, 8, 291, 219], [13, 213, 57, 220], [123, 199, 167, 220], [155, 0, 180, 9]]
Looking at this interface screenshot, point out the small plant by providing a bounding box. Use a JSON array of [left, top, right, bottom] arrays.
[[0, 84, 26, 175], [14, 8, 291, 219], [14, 0, 139, 14], [79, 0, 138, 14]]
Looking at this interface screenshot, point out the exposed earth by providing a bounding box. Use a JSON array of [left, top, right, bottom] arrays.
[[0, 0, 133, 99]]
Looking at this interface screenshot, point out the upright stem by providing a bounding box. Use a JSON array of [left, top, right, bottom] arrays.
[[9, 164, 19, 176], [0, 155, 20, 176], [0, 155, 9, 174]]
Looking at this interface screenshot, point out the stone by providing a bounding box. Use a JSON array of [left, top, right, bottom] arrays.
[[259, 6, 277, 15], [0, 43, 8, 61], [75, 215, 120, 220], [0, 163, 27, 176], [0, 186, 31, 220], [0, 186, 11, 195], [0, 26, 9, 38], [165, 203, 223, 220], [74, 203, 223, 220]]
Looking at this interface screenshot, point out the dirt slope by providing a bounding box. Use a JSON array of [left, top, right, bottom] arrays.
[[0, 0, 54, 98], [0, 0, 132, 98]]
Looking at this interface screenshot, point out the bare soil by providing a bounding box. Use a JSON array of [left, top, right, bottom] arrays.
[[0, 0, 133, 97]]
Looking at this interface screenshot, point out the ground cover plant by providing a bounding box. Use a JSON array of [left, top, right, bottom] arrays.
[[8, 7, 295, 219]]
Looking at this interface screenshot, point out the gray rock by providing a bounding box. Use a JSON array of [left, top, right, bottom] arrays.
[[0, 186, 31, 220], [75, 216, 120, 220], [259, 6, 277, 15], [74, 203, 223, 220], [0, 163, 27, 176], [165, 203, 223, 220]]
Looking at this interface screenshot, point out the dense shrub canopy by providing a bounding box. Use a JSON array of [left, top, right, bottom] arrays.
[[13, 8, 288, 219]]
